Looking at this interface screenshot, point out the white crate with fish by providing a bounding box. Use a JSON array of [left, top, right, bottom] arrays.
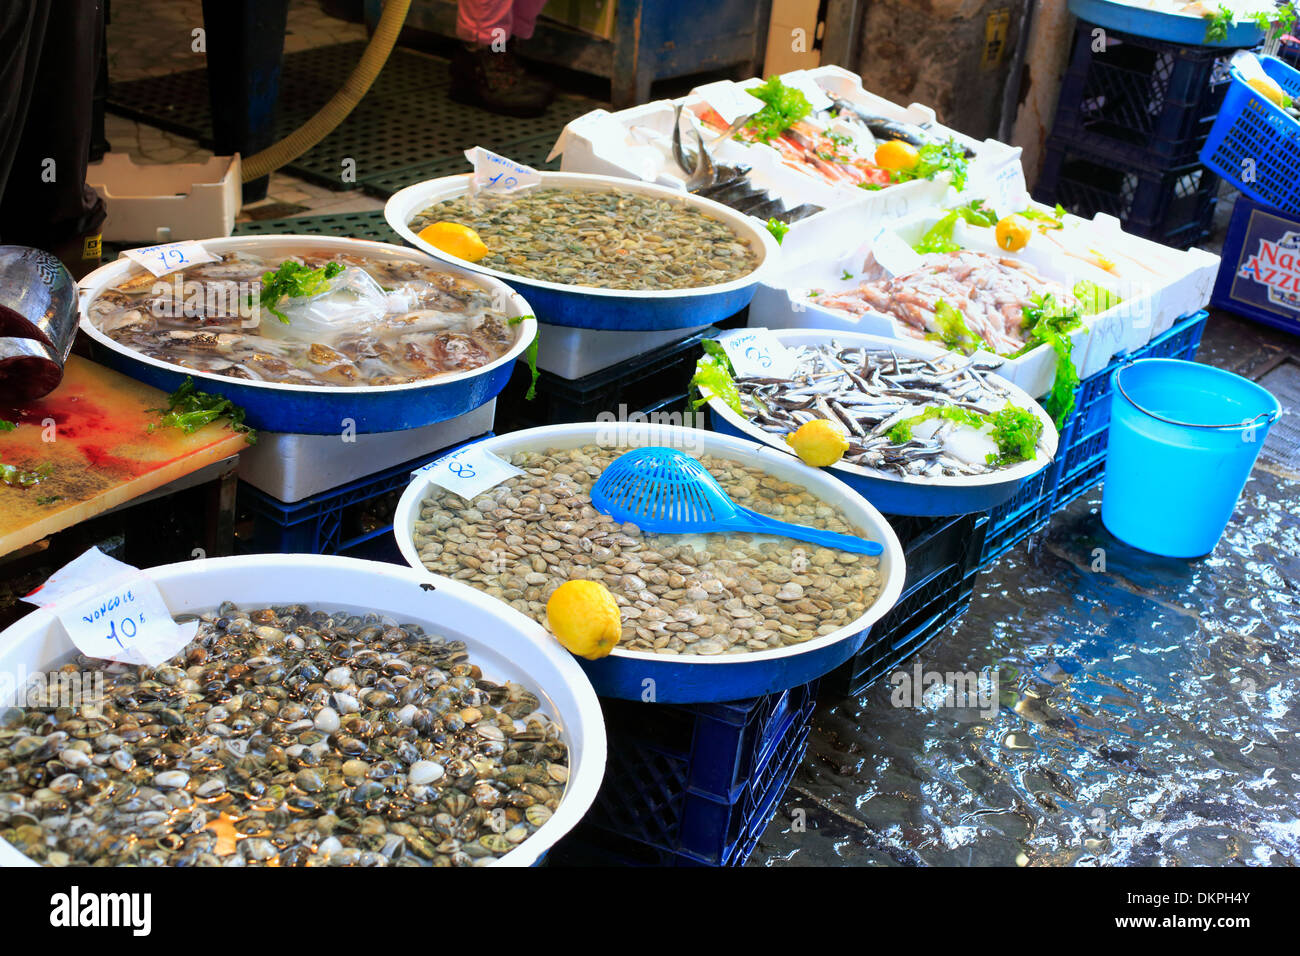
[[747, 184, 1219, 424], [549, 66, 1016, 256]]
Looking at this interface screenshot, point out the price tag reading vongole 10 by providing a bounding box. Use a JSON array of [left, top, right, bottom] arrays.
[[22, 547, 199, 668], [718, 328, 799, 380], [121, 240, 219, 277], [413, 444, 525, 501], [465, 146, 541, 197]]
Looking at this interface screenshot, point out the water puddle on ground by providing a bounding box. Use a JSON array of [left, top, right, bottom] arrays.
[[754, 469, 1299, 867]]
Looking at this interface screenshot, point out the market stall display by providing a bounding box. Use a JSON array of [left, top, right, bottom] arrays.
[[385, 172, 779, 331], [0, 554, 606, 867], [78, 236, 537, 433], [394, 422, 906, 702]]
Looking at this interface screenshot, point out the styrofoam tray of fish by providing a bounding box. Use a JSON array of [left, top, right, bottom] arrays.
[[394, 421, 907, 703], [0, 554, 606, 867], [79, 235, 537, 434], [386, 172, 779, 332], [237, 400, 495, 502], [699, 329, 1058, 517], [550, 64, 1017, 259], [747, 192, 1215, 399], [535, 323, 710, 379]]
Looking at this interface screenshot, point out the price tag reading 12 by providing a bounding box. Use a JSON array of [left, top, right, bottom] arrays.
[[719, 328, 799, 380], [414, 444, 525, 500], [121, 240, 219, 278]]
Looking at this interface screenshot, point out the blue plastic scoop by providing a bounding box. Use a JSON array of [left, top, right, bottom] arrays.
[[590, 447, 883, 555]]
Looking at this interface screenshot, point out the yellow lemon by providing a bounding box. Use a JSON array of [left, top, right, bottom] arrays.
[[995, 214, 1032, 252], [546, 580, 621, 660], [1248, 75, 1287, 108], [417, 221, 489, 262], [786, 419, 850, 467], [874, 139, 920, 173]]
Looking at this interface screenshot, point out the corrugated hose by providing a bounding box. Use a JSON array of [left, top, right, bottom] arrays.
[[240, 0, 412, 182]]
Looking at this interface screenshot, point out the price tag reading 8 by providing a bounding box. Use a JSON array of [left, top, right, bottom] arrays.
[[465, 146, 541, 197], [413, 444, 525, 500], [718, 328, 799, 380]]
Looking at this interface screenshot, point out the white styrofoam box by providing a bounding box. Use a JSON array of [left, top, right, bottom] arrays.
[[87, 153, 241, 242], [550, 64, 1017, 260], [536, 322, 709, 379], [238, 400, 495, 502]]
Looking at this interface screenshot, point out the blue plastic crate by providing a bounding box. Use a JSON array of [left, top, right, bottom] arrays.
[[1210, 195, 1300, 336], [238, 433, 492, 558], [1035, 139, 1220, 249], [553, 680, 819, 866], [834, 513, 987, 696], [1201, 55, 1300, 216], [980, 468, 1054, 565], [1051, 19, 1232, 167]]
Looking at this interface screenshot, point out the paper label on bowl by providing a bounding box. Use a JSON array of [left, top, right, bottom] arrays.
[[413, 444, 525, 501], [718, 328, 799, 379], [23, 547, 198, 667], [465, 147, 541, 197], [121, 241, 219, 277], [692, 81, 766, 125]]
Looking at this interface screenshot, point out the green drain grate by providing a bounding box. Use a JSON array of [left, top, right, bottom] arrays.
[[108, 41, 602, 193], [233, 210, 400, 244]]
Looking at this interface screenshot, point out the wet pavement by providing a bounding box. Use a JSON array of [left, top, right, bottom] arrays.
[[757, 311, 1300, 866]]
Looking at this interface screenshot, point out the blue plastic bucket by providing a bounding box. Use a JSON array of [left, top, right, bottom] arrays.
[[1102, 359, 1280, 557]]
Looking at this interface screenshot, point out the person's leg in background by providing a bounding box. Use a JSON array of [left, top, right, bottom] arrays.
[[0, 0, 107, 278], [451, 0, 555, 118]]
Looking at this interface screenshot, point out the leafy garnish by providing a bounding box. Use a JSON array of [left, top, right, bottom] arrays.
[[841, 269, 853, 280], [0, 420, 14, 432], [886, 403, 1043, 467], [690, 341, 743, 414], [1073, 280, 1122, 316], [912, 201, 997, 254], [1012, 293, 1084, 426], [901, 139, 970, 190], [985, 406, 1044, 467], [154, 377, 257, 443], [35, 495, 63, 506], [508, 314, 539, 401], [766, 217, 790, 245], [858, 183, 884, 191], [259, 260, 345, 323], [914, 212, 963, 254], [745, 77, 813, 143], [0, 461, 53, 489], [1019, 204, 1066, 230], [1204, 5, 1234, 42], [930, 299, 989, 353]]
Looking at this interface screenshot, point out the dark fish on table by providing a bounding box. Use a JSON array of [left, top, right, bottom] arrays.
[[828, 97, 976, 159]]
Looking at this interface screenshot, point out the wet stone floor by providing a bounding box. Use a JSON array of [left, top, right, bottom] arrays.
[[755, 312, 1300, 866]]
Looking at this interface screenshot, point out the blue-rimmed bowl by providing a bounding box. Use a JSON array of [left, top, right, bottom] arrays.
[[393, 421, 906, 703], [384, 172, 780, 331], [78, 235, 537, 435], [702, 329, 1058, 517]]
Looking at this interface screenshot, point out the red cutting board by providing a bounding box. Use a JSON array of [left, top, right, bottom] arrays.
[[0, 356, 248, 556]]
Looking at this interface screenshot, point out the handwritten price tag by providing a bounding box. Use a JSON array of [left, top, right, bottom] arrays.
[[413, 444, 525, 500], [692, 81, 765, 125], [23, 548, 197, 667], [465, 146, 541, 197], [121, 240, 218, 277], [718, 328, 799, 380]]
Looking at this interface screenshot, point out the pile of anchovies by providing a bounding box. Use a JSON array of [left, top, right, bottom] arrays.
[[739, 344, 1023, 478]]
